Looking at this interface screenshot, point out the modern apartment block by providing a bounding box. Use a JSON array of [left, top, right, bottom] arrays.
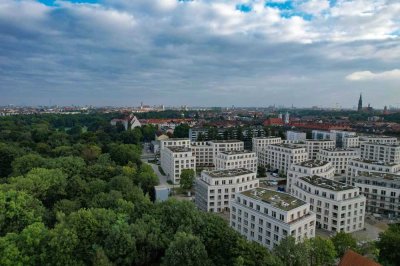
[[209, 140, 244, 164], [215, 150, 258, 173], [305, 140, 336, 160], [312, 130, 357, 148], [230, 188, 316, 250], [160, 146, 196, 184], [189, 127, 266, 142], [286, 131, 307, 141], [343, 136, 360, 149], [353, 172, 400, 218], [263, 144, 308, 174], [252, 137, 282, 165], [317, 148, 360, 174], [191, 141, 214, 168], [288, 175, 366, 233], [195, 168, 259, 212], [159, 138, 191, 150], [346, 159, 400, 185], [359, 135, 398, 145], [287, 160, 335, 181], [360, 142, 400, 164]]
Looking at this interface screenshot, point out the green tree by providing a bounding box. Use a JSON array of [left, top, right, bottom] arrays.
[[162, 232, 211, 266], [109, 144, 141, 166], [9, 168, 67, 207], [11, 154, 48, 176], [180, 169, 195, 190], [331, 231, 358, 257], [376, 223, 400, 266], [257, 166, 266, 177], [0, 190, 44, 235], [0, 143, 23, 177], [174, 124, 190, 138], [274, 236, 307, 266], [305, 236, 336, 266]]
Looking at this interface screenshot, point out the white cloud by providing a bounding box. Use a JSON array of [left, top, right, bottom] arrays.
[[346, 69, 400, 81]]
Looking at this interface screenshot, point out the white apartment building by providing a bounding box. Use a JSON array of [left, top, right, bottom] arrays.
[[305, 140, 336, 160], [252, 137, 282, 165], [359, 135, 398, 145], [343, 136, 360, 149], [215, 150, 258, 173], [191, 141, 214, 168], [160, 146, 196, 184], [317, 148, 360, 174], [159, 138, 191, 150], [263, 144, 308, 174], [230, 188, 316, 250], [209, 140, 244, 164], [287, 160, 335, 182], [360, 142, 400, 164], [289, 175, 366, 233], [353, 172, 400, 218], [346, 159, 400, 185], [286, 131, 307, 141], [195, 168, 259, 212], [312, 130, 357, 148]]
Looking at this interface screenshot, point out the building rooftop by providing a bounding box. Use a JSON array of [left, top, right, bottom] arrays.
[[241, 188, 306, 211], [356, 171, 400, 181], [351, 158, 399, 167], [204, 168, 254, 178], [210, 139, 242, 143], [219, 150, 255, 155], [305, 139, 335, 142], [322, 148, 357, 152], [253, 136, 281, 140], [167, 146, 192, 152], [161, 138, 190, 141], [271, 143, 306, 150], [190, 141, 211, 147], [300, 175, 355, 191], [361, 142, 400, 148], [298, 160, 331, 168]]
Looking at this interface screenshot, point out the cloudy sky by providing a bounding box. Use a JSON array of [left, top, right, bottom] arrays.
[[0, 0, 399, 108]]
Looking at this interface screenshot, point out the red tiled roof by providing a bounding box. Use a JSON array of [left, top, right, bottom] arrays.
[[338, 250, 381, 266]]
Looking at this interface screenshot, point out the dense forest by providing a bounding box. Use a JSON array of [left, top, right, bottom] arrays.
[[0, 113, 398, 265]]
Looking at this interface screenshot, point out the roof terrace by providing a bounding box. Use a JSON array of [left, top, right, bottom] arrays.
[[300, 175, 354, 191], [241, 188, 306, 211], [204, 168, 254, 178]]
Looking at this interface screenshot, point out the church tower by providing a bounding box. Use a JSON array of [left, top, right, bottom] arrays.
[[358, 93, 363, 111]]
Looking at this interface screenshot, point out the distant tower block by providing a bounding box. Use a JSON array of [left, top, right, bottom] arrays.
[[284, 112, 290, 124]]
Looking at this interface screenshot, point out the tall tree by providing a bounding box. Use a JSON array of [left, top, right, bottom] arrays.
[[376, 223, 400, 266], [180, 169, 195, 190], [162, 232, 211, 266], [331, 231, 358, 257]]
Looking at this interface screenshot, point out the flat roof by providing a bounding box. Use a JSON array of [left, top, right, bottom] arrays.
[[241, 188, 306, 211], [300, 175, 354, 191], [162, 138, 190, 141], [322, 148, 357, 152], [306, 139, 335, 142], [210, 140, 242, 143], [357, 171, 400, 181], [204, 168, 254, 178], [351, 158, 399, 166], [253, 136, 281, 139], [219, 150, 254, 155], [167, 146, 192, 152], [361, 142, 400, 148], [271, 143, 305, 149], [298, 160, 330, 168]]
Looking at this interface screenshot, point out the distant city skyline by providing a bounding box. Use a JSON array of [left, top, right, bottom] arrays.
[[1, 0, 399, 107]]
